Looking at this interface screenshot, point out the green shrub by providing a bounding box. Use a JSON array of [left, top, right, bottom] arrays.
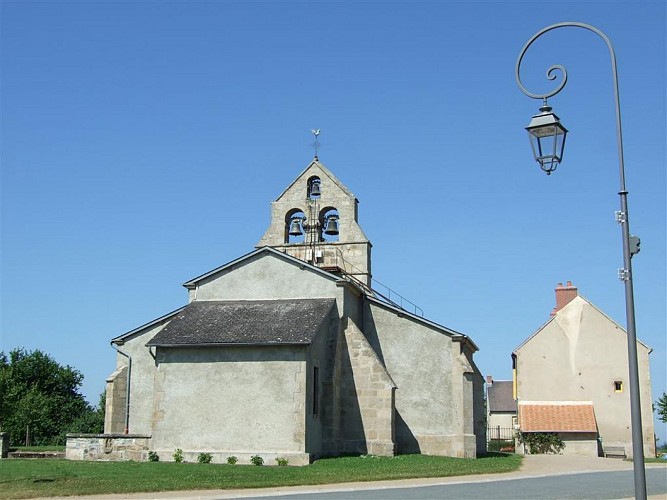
[[197, 452, 212, 464], [517, 432, 564, 454], [147, 451, 159, 462], [250, 454, 264, 466], [275, 457, 288, 466], [226, 455, 238, 465], [173, 448, 184, 463]]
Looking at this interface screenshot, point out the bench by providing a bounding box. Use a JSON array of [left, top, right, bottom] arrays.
[[603, 446, 627, 459]]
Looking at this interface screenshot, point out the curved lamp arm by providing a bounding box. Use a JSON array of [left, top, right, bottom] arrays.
[[515, 22, 626, 188]]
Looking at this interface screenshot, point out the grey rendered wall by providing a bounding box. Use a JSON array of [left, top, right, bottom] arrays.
[[487, 412, 516, 430], [192, 253, 341, 302], [151, 346, 309, 464], [515, 296, 655, 458], [467, 348, 487, 456], [304, 306, 340, 458], [107, 319, 171, 435], [363, 301, 477, 457]]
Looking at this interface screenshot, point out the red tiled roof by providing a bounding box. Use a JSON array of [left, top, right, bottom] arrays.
[[519, 402, 597, 432]]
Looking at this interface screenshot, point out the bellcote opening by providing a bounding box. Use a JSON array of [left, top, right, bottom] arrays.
[[285, 209, 306, 244], [308, 176, 321, 199], [320, 207, 340, 242]]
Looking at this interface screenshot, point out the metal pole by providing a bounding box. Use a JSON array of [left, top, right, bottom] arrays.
[[515, 22, 646, 499]]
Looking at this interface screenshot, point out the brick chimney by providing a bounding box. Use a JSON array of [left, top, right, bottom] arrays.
[[551, 281, 578, 316], [486, 375, 493, 385]]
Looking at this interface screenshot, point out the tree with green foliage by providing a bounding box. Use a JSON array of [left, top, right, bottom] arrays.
[[0, 348, 104, 446], [656, 392, 667, 424]]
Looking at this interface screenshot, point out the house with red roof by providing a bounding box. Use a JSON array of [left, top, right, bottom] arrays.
[[512, 282, 655, 458]]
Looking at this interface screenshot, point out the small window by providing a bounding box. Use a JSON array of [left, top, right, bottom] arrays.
[[614, 381, 623, 393], [313, 366, 320, 417]]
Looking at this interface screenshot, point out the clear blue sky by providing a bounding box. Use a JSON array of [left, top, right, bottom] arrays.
[[2, 1, 665, 443]]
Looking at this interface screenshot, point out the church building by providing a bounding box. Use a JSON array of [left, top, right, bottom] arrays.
[[67, 157, 486, 464]]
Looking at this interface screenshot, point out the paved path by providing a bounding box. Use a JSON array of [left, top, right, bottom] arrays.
[[45, 455, 667, 500]]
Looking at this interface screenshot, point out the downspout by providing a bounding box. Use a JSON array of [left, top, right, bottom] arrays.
[[111, 344, 132, 435]]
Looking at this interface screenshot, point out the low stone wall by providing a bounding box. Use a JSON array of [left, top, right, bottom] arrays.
[[0, 432, 9, 458], [66, 434, 308, 465], [66, 434, 151, 461]]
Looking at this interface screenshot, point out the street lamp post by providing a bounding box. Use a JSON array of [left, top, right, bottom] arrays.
[[515, 22, 647, 500]]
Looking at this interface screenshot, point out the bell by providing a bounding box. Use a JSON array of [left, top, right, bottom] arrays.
[[309, 181, 321, 197], [323, 215, 339, 236], [288, 218, 303, 236]]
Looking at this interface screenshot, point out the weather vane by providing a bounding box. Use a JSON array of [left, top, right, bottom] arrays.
[[310, 129, 321, 160]]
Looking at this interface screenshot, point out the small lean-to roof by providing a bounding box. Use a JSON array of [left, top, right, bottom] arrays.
[[519, 401, 597, 433], [146, 298, 335, 347], [487, 381, 517, 413], [111, 307, 185, 345]]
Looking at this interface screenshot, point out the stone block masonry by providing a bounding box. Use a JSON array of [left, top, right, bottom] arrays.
[[66, 434, 151, 461]]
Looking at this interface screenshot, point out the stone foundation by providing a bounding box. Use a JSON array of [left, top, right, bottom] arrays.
[[66, 434, 310, 465], [414, 433, 478, 458], [66, 434, 151, 461]]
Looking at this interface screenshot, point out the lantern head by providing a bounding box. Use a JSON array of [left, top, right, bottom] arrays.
[[526, 101, 568, 174]]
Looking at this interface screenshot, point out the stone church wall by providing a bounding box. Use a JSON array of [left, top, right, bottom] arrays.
[[331, 319, 396, 456], [363, 300, 479, 457]]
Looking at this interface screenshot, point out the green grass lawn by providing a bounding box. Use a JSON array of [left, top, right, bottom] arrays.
[[0, 453, 522, 499]]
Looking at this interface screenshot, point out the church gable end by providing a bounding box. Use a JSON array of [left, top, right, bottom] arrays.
[[185, 248, 344, 303]]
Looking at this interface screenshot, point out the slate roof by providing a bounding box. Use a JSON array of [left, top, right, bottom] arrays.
[[519, 401, 597, 433], [146, 298, 335, 347], [487, 381, 517, 413]]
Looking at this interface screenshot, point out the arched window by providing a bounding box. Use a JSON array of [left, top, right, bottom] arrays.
[[307, 176, 321, 199], [285, 209, 306, 244], [320, 207, 340, 242]]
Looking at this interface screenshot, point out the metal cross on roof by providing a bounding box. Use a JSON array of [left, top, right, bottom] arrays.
[[310, 129, 321, 160]]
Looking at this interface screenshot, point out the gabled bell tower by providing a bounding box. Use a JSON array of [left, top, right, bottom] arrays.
[[257, 159, 372, 286]]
